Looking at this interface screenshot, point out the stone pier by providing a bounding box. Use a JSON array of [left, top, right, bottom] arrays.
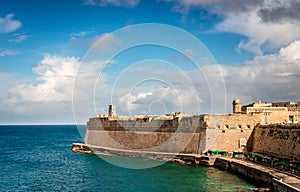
[[214, 157, 300, 192]]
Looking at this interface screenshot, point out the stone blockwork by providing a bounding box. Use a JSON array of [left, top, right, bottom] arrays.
[[207, 113, 262, 129], [250, 124, 300, 161], [85, 116, 207, 154], [208, 129, 253, 151], [86, 129, 202, 154]]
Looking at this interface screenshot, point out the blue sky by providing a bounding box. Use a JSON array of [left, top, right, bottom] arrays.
[[1, 0, 300, 124]]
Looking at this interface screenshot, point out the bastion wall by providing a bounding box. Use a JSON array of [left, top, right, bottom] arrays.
[[84, 111, 300, 157], [85, 116, 208, 154], [249, 124, 300, 161]]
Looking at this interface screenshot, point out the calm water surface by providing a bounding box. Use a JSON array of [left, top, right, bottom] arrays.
[[0, 125, 257, 191]]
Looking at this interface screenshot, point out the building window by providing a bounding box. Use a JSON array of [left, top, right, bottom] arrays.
[[289, 115, 294, 123]]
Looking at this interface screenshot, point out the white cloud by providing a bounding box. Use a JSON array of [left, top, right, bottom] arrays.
[[69, 29, 94, 43], [0, 54, 110, 124], [203, 40, 300, 108], [9, 34, 30, 43], [0, 49, 21, 56], [0, 14, 22, 33], [164, 0, 300, 55], [89, 33, 121, 51], [2, 41, 300, 123], [111, 40, 300, 115], [216, 10, 300, 55], [116, 87, 186, 115], [82, 0, 139, 8], [9, 55, 80, 102]]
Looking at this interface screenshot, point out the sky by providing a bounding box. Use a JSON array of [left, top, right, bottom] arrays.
[[1, 0, 300, 124]]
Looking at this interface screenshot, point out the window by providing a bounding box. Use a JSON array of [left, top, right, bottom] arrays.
[[289, 115, 294, 123]]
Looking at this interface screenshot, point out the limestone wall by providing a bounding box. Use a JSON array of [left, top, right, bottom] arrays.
[[84, 115, 254, 154], [85, 116, 207, 154], [86, 129, 203, 154], [84, 113, 300, 157], [208, 129, 253, 151], [86, 116, 204, 133], [207, 114, 262, 129], [250, 124, 300, 161]]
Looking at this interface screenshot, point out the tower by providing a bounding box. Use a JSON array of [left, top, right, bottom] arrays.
[[108, 104, 117, 117], [233, 99, 242, 113]]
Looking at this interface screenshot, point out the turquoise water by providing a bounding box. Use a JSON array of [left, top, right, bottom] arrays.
[[0, 125, 256, 191]]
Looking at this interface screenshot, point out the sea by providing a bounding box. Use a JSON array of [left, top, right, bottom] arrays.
[[0, 125, 258, 191]]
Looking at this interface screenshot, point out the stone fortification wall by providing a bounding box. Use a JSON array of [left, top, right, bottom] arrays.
[[87, 116, 205, 133], [85, 116, 207, 154], [84, 113, 300, 156], [267, 111, 298, 124], [208, 129, 254, 151], [207, 114, 262, 129], [250, 124, 300, 161], [85, 130, 202, 154]]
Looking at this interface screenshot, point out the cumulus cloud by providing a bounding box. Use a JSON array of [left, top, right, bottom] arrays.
[[82, 0, 139, 8], [0, 54, 111, 123], [9, 55, 80, 102], [0, 14, 22, 33], [0, 55, 80, 123], [116, 86, 203, 116], [109, 40, 300, 115], [164, 0, 300, 55], [216, 9, 300, 55], [3, 40, 300, 123], [205, 40, 300, 107], [258, 0, 300, 24]]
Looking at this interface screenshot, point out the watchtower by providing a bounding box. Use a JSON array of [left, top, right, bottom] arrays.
[[108, 104, 117, 117], [233, 99, 242, 113]]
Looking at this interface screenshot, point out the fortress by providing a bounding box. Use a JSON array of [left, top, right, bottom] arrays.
[[72, 99, 300, 191], [73, 99, 299, 161]]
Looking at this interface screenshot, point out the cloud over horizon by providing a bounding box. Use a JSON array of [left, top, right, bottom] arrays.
[[9, 55, 80, 102], [111, 40, 300, 116], [1, 40, 300, 124]]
